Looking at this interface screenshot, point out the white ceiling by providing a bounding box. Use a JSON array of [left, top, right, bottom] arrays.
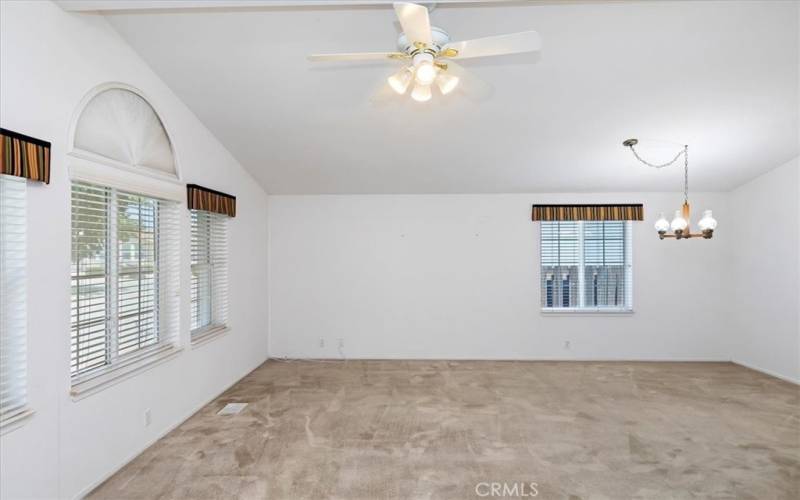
[[100, 0, 798, 194]]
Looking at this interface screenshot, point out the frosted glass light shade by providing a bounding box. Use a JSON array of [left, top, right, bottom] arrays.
[[654, 213, 670, 233], [411, 84, 432, 102], [698, 209, 717, 231], [74, 88, 175, 176], [388, 68, 413, 95], [670, 210, 688, 231], [436, 72, 459, 95]]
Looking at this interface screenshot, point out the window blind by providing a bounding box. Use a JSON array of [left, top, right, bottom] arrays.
[[71, 182, 180, 383], [0, 174, 27, 422], [540, 221, 632, 310], [190, 209, 228, 338]]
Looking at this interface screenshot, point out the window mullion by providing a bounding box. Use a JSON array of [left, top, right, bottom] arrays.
[[207, 215, 214, 325], [108, 189, 119, 363], [578, 221, 585, 308], [155, 201, 164, 347], [137, 197, 143, 350], [626, 221, 633, 309]]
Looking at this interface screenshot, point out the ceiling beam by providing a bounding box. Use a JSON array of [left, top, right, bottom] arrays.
[[55, 0, 517, 13]]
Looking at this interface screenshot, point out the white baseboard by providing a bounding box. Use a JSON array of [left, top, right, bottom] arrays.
[[732, 359, 800, 385], [273, 356, 798, 385], [72, 358, 268, 500], [270, 355, 729, 362]]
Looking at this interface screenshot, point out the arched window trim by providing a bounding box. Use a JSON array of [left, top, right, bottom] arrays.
[[67, 83, 183, 201]]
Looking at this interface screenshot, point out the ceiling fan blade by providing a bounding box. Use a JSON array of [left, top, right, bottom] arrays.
[[442, 31, 541, 59], [308, 52, 407, 62], [394, 2, 432, 46]]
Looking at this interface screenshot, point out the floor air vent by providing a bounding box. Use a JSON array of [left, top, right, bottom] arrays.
[[217, 403, 248, 415]]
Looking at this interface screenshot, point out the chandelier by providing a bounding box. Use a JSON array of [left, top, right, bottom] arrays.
[[622, 138, 717, 240]]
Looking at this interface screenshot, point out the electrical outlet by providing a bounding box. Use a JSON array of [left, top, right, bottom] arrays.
[[319, 338, 325, 348], [564, 340, 571, 350], [143, 408, 151, 427]]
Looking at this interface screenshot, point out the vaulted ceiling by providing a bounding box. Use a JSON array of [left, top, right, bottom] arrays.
[[96, 0, 797, 193]]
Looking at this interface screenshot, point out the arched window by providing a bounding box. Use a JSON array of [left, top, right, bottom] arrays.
[[68, 84, 181, 397], [73, 87, 176, 176]]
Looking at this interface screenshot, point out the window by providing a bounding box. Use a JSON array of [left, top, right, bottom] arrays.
[[68, 85, 182, 395], [190, 209, 229, 340], [540, 221, 632, 311], [70, 182, 180, 388], [0, 174, 29, 428]]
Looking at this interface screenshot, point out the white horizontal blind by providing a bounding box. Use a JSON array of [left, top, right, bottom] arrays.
[[71, 182, 179, 381], [190, 210, 211, 330], [0, 175, 27, 421], [190, 210, 228, 338], [540, 221, 580, 308], [541, 221, 632, 310], [583, 221, 630, 308], [71, 183, 110, 374], [156, 195, 180, 351]]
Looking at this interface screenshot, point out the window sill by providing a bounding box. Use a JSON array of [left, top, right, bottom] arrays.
[[541, 308, 634, 316], [191, 325, 230, 348], [70, 343, 182, 400], [0, 408, 34, 436]]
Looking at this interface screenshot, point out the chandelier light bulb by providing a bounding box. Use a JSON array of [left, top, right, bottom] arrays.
[[435, 72, 459, 95], [670, 210, 688, 232], [414, 61, 438, 86], [654, 213, 670, 233], [410, 83, 432, 102], [698, 209, 717, 231], [387, 67, 413, 95]]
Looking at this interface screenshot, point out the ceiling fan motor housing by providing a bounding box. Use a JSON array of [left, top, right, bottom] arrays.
[[398, 26, 450, 54]]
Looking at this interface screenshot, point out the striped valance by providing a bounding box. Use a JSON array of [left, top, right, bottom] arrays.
[[1, 128, 51, 184], [187, 184, 236, 217], [532, 204, 643, 221]]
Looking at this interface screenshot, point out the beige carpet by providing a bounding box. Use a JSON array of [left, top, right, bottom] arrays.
[[88, 361, 799, 499]]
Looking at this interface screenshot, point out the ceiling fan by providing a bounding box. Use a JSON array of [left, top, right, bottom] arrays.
[[308, 2, 541, 102]]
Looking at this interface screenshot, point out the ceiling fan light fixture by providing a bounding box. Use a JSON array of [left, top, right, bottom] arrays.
[[414, 61, 438, 86], [307, 3, 543, 102], [388, 67, 413, 94], [410, 83, 432, 102], [436, 72, 459, 95]]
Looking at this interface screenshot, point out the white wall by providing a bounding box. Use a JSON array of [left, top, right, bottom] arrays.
[[0, 1, 796, 498], [0, 2, 269, 499], [269, 192, 731, 361], [729, 157, 800, 383]]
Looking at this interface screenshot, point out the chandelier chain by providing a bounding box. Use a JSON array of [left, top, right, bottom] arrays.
[[628, 144, 685, 169], [683, 145, 689, 204], [628, 143, 690, 203]]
